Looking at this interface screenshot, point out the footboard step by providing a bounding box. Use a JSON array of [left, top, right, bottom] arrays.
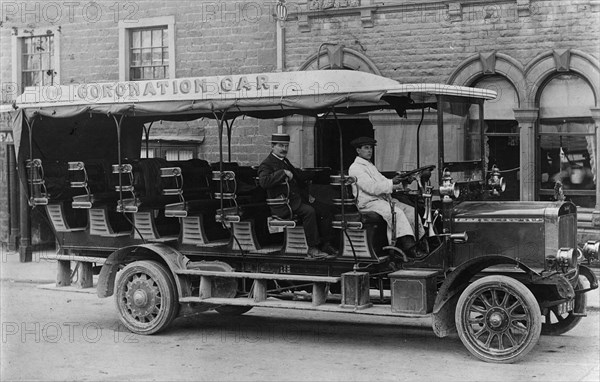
[[178, 297, 429, 319]]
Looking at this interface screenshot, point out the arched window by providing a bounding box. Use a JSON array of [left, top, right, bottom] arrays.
[[471, 76, 520, 200], [538, 73, 596, 208]]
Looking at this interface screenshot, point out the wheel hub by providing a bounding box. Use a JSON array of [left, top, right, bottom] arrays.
[[133, 289, 148, 306], [124, 277, 160, 320], [486, 307, 509, 331]]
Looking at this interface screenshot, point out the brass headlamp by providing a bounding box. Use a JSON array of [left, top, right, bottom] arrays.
[[439, 168, 459, 199], [555, 248, 577, 268], [487, 165, 506, 196], [582, 241, 600, 262]]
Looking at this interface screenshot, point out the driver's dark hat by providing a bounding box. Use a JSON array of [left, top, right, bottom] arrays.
[[271, 133, 290, 144], [350, 136, 377, 148]]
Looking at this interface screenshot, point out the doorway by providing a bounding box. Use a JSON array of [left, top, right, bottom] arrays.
[[315, 118, 373, 173]]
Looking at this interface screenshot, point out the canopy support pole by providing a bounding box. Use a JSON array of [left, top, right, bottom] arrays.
[[416, 107, 425, 169], [330, 108, 359, 269], [437, 96, 445, 186], [213, 110, 246, 255], [224, 117, 237, 163], [143, 122, 154, 158], [111, 113, 144, 243]]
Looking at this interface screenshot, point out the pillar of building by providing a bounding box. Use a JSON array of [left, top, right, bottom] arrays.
[[18, 180, 31, 262], [513, 108, 539, 201], [589, 108, 600, 227], [8, 145, 20, 251]]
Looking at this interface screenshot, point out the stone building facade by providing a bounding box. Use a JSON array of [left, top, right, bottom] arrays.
[[1, 0, 598, 247]]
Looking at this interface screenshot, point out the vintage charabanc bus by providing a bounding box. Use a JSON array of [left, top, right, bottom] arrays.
[[12, 70, 599, 363]]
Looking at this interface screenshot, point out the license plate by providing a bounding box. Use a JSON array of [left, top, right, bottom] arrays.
[[556, 299, 575, 315]]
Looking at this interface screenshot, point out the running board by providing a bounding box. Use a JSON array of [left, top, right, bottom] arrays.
[[178, 296, 429, 318]]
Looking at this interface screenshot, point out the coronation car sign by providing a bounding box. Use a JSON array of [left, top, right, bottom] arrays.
[[16, 72, 345, 107]]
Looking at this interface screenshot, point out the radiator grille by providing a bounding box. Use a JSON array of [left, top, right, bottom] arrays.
[[558, 214, 576, 249]]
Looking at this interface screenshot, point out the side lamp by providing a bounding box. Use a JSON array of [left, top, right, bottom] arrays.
[[487, 165, 506, 196], [439, 168, 460, 200], [582, 241, 600, 263]]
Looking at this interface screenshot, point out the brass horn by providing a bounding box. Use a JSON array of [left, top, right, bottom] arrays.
[[422, 184, 434, 236]]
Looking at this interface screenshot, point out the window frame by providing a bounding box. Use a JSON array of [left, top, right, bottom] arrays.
[[11, 27, 61, 95], [119, 16, 175, 81], [140, 141, 198, 160], [536, 73, 597, 206]]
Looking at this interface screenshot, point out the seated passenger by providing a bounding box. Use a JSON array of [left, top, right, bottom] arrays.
[[258, 133, 338, 259], [348, 137, 426, 258]]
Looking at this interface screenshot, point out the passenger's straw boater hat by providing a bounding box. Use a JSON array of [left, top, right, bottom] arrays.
[[271, 133, 290, 144]]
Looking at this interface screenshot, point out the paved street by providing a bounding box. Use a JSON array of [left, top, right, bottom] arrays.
[[1, 278, 599, 382]]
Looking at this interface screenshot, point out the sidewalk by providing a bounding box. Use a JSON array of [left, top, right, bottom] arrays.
[[1, 249, 599, 308], [1, 249, 59, 284]]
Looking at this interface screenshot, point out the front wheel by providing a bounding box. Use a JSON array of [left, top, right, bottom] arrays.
[[115, 260, 179, 335], [455, 275, 541, 363]]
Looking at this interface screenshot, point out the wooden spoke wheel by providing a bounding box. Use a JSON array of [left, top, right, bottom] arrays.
[[542, 277, 586, 336], [455, 275, 541, 363], [116, 260, 179, 335]]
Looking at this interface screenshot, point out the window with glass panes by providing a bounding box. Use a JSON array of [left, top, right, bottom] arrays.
[[538, 73, 597, 208], [129, 27, 169, 80], [21, 34, 55, 89]]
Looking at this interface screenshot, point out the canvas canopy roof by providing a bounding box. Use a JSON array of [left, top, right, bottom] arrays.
[[14, 70, 495, 118], [12, 70, 496, 160]]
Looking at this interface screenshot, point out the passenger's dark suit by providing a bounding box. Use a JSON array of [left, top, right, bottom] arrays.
[[258, 153, 334, 248]]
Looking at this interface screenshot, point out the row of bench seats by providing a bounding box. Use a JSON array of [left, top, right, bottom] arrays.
[[26, 158, 388, 259]]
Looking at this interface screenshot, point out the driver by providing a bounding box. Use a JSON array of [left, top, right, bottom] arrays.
[[348, 137, 426, 258]]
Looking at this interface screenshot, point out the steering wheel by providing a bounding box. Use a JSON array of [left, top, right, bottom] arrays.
[[396, 165, 436, 179]]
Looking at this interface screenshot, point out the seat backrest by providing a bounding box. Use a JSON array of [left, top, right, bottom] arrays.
[[265, 179, 293, 220], [133, 158, 168, 198], [330, 174, 359, 214]]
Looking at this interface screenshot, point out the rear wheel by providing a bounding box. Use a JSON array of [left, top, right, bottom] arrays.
[[115, 260, 179, 335], [455, 275, 541, 363], [541, 277, 586, 335]]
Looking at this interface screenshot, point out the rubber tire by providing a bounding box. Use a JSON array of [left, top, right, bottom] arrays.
[[215, 305, 253, 315], [455, 275, 542, 364], [115, 260, 179, 335], [541, 277, 586, 336]]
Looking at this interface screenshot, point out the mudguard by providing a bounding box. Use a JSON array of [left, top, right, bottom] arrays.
[[97, 243, 190, 298], [578, 264, 599, 291], [431, 255, 539, 337]]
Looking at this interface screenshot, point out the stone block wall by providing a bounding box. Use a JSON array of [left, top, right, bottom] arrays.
[[285, 1, 599, 90], [0, 0, 282, 165]]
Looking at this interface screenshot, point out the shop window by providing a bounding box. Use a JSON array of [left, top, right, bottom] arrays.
[[119, 16, 175, 81], [12, 28, 60, 94], [538, 74, 596, 208], [471, 76, 520, 200]]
